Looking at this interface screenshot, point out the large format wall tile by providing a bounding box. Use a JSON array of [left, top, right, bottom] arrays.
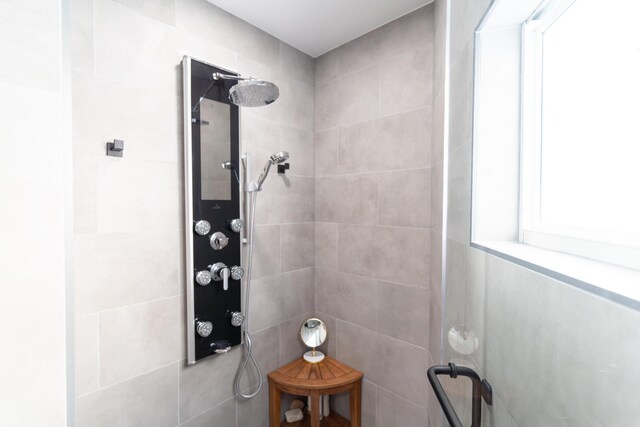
[[338, 224, 430, 287], [279, 41, 315, 85], [378, 281, 430, 349], [99, 296, 182, 386], [376, 387, 429, 427], [378, 168, 431, 228], [315, 174, 379, 225], [315, 65, 379, 131], [179, 397, 236, 427], [77, 363, 179, 427], [94, 0, 177, 92], [281, 223, 314, 272], [179, 349, 242, 422], [380, 47, 434, 116], [315, 269, 378, 329], [314, 223, 338, 270], [338, 108, 431, 173], [315, 129, 339, 177], [75, 232, 180, 314]]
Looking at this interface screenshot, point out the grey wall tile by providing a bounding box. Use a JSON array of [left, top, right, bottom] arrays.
[[236, 385, 270, 427], [179, 349, 241, 422], [428, 298, 442, 365], [279, 312, 314, 365], [72, 72, 181, 162], [315, 223, 338, 270], [315, 48, 340, 86], [447, 143, 472, 244], [75, 232, 180, 314], [315, 128, 339, 177], [77, 363, 179, 427], [315, 268, 378, 329], [75, 314, 100, 397], [238, 325, 280, 392], [280, 126, 314, 177], [315, 175, 378, 225], [314, 311, 337, 358], [93, 0, 177, 91], [315, 65, 379, 131], [378, 281, 429, 349], [336, 321, 380, 384], [431, 161, 444, 230], [254, 175, 314, 225], [380, 47, 433, 116], [95, 158, 181, 234], [376, 387, 428, 427], [250, 225, 281, 279], [332, 379, 377, 427], [179, 397, 236, 427], [280, 268, 315, 322], [234, 23, 280, 70], [248, 275, 283, 333], [338, 224, 430, 287], [112, 0, 176, 25], [281, 223, 314, 272], [99, 296, 182, 386], [280, 41, 315, 85], [175, 0, 238, 51], [378, 168, 431, 228], [376, 336, 429, 407], [338, 108, 431, 173]]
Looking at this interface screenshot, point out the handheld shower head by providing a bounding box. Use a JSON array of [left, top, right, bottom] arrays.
[[255, 151, 290, 190], [269, 151, 289, 164]]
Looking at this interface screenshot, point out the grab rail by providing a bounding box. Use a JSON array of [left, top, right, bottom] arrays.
[[427, 363, 493, 427]]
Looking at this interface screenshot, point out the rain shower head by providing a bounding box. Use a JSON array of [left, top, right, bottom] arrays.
[[229, 79, 279, 107], [212, 72, 280, 107], [255, 151, 290, 190]]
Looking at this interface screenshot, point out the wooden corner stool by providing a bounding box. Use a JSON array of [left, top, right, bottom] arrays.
[[268, 356, 363, 427]]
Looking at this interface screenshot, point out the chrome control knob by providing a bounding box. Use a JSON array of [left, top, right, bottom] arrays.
[[194, 220, 211, 236], [230, 265, 244, 281], [196, 321, 213, 337], [228, 218, 244, 233], [195, 270, 212, 286], [210, 232, 229, 250], [210, 262, 231, 291], [230, 311, 245, 327]]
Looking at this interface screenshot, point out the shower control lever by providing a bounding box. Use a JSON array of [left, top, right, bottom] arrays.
[[210, 232, 229, 250], [210, 262, 230, 291]]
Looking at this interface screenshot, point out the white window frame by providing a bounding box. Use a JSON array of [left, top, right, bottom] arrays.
[[470, 0, 640, 309], [519, 0, 640, 272]]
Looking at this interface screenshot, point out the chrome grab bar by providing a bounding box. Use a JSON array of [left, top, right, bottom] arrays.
[[427, 363, 493, 427]]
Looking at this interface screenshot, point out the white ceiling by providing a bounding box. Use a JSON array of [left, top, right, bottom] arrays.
[[207, 0, 433, 58]]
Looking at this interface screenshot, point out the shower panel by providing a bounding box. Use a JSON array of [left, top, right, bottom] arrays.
[[183, 57, 243, 364]]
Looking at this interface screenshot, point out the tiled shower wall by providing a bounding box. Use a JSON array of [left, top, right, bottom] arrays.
[[71, 0, 314, 425], [313, 5, 437, 427], [444, 1, 640, 426]]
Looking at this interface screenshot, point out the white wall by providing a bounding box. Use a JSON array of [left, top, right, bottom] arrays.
[[0, 0, 71, 425]]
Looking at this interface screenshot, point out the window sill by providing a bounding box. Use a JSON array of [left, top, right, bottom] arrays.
[[470, 240, 640, 311]]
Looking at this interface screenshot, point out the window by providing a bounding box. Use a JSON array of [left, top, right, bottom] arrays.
[[471, 0, 640, 307], [521, 0, 640, 270]]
